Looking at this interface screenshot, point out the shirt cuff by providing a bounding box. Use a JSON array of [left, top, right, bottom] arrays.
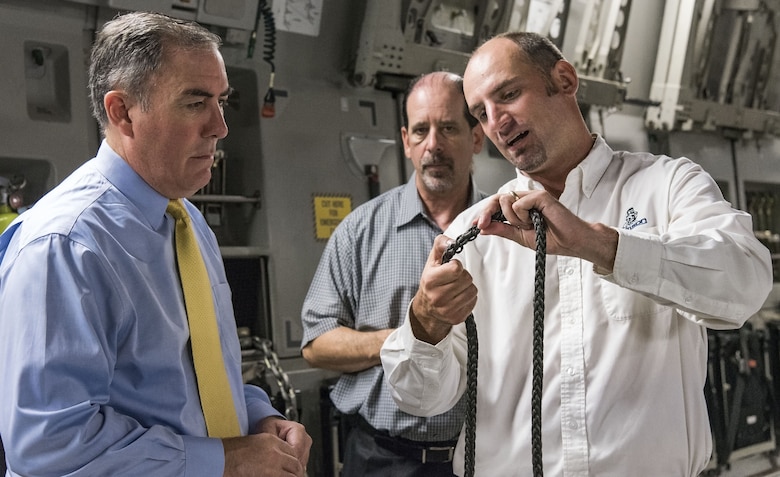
[[182, 435, 224, 477], [245, 384, 284, 432], [608, 228, 662, 292], [401, 299, 453, 350]]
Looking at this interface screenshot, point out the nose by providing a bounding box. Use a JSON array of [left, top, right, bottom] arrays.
[[206, 103, 229, 139], [425, 128, 443, 153], [484, 104, 509, 141]]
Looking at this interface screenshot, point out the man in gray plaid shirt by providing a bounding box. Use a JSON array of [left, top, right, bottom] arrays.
[[301, 71, 487, 477]]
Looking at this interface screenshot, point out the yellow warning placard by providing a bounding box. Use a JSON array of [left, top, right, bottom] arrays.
[[313, 194, 352, 240]]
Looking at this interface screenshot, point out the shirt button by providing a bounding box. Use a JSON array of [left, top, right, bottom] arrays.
[[567, 367, 575, 376], [568, 420, 578, 430], [565, 267, 574, 275], [629, 273, 638, 284]]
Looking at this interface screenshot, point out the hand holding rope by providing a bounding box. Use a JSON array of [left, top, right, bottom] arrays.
[[441, 196, 547, 477]]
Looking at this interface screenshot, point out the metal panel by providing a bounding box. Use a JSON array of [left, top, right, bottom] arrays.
[[646, 0, 780, 138], [107, 0, 259, 30], [0, 0, 98, 193], [351, 0, 514, 86]]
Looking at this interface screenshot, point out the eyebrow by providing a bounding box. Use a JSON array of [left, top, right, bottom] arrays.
[[468, 78, 517, 115], [182, 86, 234, 98], [411, 117, 460, 127]]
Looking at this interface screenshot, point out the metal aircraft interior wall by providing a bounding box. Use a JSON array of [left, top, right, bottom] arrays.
[[0, 0, 99, 205], [221, 2, 402, 359]]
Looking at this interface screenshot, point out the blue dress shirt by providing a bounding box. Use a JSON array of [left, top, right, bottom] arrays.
[[0, 141, 280, 476]]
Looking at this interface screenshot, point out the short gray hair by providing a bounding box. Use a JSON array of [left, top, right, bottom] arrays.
[[88, 11, 222, 131]]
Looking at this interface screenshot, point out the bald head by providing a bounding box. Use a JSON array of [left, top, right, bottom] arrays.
[[469, 32, 564, 98], [402, 71, 477, 129]]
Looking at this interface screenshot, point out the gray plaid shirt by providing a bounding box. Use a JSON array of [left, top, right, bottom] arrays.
[[301, 173, 486, 442]]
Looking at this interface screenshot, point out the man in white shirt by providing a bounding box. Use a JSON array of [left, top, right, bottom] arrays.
[[381, 31, 773, 476]]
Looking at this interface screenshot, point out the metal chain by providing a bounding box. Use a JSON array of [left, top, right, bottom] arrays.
[[250, 336, 300, 422], [443, 209, 546, 477]]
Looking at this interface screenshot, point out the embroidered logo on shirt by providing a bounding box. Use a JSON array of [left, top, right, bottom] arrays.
[[622, 207, 647, 230]]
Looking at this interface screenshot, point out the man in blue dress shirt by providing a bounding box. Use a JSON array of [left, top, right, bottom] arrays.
[[0, 11, 311, 476]]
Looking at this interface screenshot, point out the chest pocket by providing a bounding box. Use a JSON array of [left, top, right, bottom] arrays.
[[599, 279, 665, 321]]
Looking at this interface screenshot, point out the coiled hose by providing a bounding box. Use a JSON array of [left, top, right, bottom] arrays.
[[248, 0, 276, 117]]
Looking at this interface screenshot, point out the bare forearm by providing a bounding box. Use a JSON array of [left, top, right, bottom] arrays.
[[302, 326, 393, 373], [409, 297, 454, 344], [578, 222, 618, 273]]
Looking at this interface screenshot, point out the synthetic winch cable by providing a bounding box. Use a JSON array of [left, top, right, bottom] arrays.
[[441, 208, 547, 477]]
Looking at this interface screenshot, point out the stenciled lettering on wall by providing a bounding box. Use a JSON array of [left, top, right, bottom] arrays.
[[312, 194, 352, 240]]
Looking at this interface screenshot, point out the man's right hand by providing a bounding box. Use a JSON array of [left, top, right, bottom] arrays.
[[222, 432, 306, 477], [410, 234, 477, 344]]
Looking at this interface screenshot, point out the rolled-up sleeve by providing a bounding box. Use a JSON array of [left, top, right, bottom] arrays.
[[380, 302, 467, 416]]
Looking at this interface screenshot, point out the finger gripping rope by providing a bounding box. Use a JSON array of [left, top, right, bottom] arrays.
[[441, 210, 546, 477]]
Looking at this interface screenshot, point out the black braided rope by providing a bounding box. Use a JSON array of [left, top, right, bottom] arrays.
[[463, 314, 478, 476], [441, 227, 480, 477], [441, 210, 546, 477], [530, 209, 546, 477]]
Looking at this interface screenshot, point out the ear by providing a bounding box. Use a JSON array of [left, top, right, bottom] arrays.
[[553, 60, 579, 96], [104, 90, 134, 137]]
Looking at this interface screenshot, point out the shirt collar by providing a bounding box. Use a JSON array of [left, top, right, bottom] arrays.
[[513, 134, 613, 198], [574, 134, 612, 199], [92, 140, 170, 229], [397, 173, 427, 228]]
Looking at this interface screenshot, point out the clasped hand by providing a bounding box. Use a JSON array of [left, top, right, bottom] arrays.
[[222, 416, 312, 477]]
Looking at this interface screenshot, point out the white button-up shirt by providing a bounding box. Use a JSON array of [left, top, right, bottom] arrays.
[[381, 136, 773, 477]]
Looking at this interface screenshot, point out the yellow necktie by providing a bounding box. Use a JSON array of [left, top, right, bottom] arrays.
[[167, 199, 241, 438]]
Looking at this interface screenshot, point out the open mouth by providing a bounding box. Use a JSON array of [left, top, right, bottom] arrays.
[[507, 130, 529, 147]]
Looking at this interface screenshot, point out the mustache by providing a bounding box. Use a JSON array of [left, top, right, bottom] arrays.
[[421, 153, 452, 168]]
